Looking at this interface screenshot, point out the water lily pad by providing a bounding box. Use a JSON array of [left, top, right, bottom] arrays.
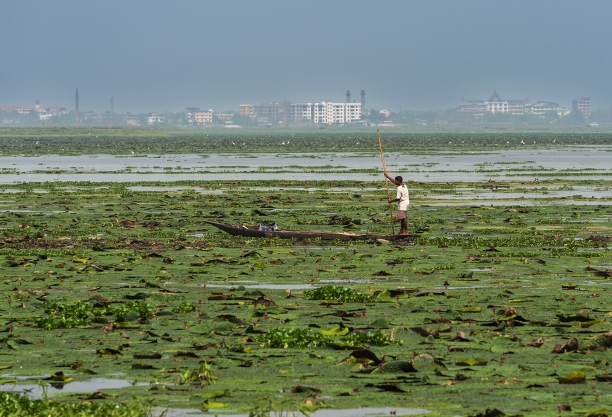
[[558, 371, 586, 384], [412, 352, 445, 371], [460, 307, 482, 313], [319, 326, 349, 336], [552, 337, 579, 353], [201, 401, 230, 410], [196, 389, 231, 399], [456, 358, 487, 366], [381, 360, 417, 373]]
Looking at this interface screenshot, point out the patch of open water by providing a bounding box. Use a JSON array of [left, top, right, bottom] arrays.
[[429, 190, 612, 200], [320, 278, 405, 284], [0, 376, 431, 416], [1, 148, 611, 183], [0, 378, 150, 398], [129, 186, 225, 194], [5, 171, 612, 184], [424, 201, 612, 206], [202, 280, 516, 294], [0, 209, 64, 213], [204, 283, 315, 290], [201, 278, 406, 290]]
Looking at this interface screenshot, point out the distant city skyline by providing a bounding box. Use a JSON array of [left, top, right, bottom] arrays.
[[1, 83, 607, 116], [0, 89, 605, 117], [1, 1, 611, 114], [2, 88, 606, 128]]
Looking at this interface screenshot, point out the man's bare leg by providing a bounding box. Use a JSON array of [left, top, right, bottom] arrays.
[[398, 218, 409, 235]]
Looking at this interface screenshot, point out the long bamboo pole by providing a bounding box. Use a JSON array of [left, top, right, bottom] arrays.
[[377, 129, 395, 238]]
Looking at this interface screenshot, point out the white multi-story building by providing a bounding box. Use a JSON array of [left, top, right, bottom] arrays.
[[147, 112, 166, 124], [194, 110, 213, 125], [185, 107, 214, 125], [525, 102, 570, 117], [485, 90, 508, 114], [215, 112, 233, 122], [572, 97, 591, 118], [127, 115, 141, 126], [291, 101, 361, 124], [345, 102, 361, 122], [290, 103, 313, 122], [507, 99, 531, 115], [458, 99, 486, 117]]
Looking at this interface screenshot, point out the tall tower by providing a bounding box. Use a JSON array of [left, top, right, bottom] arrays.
[[110, 97, 114, 126], [360, 90, 365, 112], [346, 90, 351, 103], [75, 88, 80, 125]]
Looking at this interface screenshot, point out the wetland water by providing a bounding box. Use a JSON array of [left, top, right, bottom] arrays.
[[0, 378, 140, 398], [1, 147, 611, 183], [1, 144, 611, 416]]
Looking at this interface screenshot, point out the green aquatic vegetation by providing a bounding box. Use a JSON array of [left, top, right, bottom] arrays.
[[178, 361, 217, 385], [36, 301, 156, 329], [3, 127, 612, 155], [257, 327, 329, 348], [112, 301, 156, 321], [35, 315, 89, 330], [172, 301, 199, 314], [36, 301, 94, 329], [303, 285, 372, 303], [0, 391, 146, 417], [336, 330, 398, 348], [257, 327, 396, 349], [0, 152, 611, 415]]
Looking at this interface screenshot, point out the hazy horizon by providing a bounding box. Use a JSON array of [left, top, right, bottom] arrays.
[[1, 1, 611, 113]]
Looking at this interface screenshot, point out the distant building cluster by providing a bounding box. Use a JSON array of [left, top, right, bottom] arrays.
[[459, 90, 590, 119], [1, 88, 603, 127], [572, 97, 592, 118], [237, 101, 362, 125], [184, 107, 234, 126], [0, 100, 69, 122], [237, 90, 365, 126]]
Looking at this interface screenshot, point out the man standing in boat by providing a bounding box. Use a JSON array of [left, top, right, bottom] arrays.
[[384, 172, 409, 236]]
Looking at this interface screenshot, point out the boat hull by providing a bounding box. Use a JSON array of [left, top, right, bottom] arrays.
[[204, 221, 401, 241]]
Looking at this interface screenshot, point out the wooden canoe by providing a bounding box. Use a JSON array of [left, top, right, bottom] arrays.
[[204, 221, 403, 241]]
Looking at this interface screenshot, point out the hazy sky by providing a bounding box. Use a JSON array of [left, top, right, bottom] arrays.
[[1, 1, 611, 113]]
